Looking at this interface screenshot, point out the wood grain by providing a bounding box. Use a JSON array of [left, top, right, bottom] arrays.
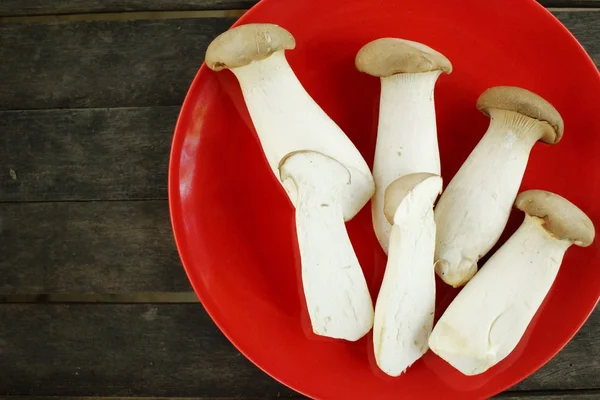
[[0, 201, 191, 293], [545, 1, 600, 6], [497, 392, 600, 399], [0, 1, 599, 17], [0, 293, 199, 303], [0, 304, 296, 397], [0, 304, 596, 397], [513, 312, 600, 392], [0, 398, 296, 400], [1, 107, 176, 202], [0, 398, 297, 400], [1, 394, 599, 400], [0, 398, 302, 400], [554, 12, 600, 66], [0, 1, 256, 17], [0, 12, 598, 110], [0, 398, 300, 400], [0, 398, 303, 400], [0, 18, 235, 110]]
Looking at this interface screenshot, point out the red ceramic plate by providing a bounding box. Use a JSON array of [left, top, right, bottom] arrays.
[[169, 0, 600, 398]]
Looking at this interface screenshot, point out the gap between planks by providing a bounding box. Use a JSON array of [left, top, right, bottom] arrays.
[[0, 398, 302, 400], [547, 7, 600, 10], [0, 9, 247, 23], [495, 388, 600, 398], [0, 397, 300, 400], [0, 292, 199, 303], [0, 389, 599, 399], [0, 198, 168, 204], [1, 7, 600, 24]]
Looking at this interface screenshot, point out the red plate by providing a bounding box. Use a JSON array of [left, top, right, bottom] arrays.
[[169, 0, 600, 398]]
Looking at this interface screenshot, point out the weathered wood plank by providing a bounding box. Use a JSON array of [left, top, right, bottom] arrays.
[[554, 12, 600, 66], [0, 398, 303, 400], [0, 1, 255, 17], [0, 304, 297, 397], [0, 200, 191, 293], [0, 12, 598, 110], [1, 107, 176, 201], [496, 392, 600, 399], [0, 1, 599, 17], [512, 310, 600, 392], [1, 398, 298, 400], [0, 398, 302, 400], [0, 304, 596, 396], [0, 394, 597, 400], [0, 398, 299, 400], [1, 394, 599, 400], [0, 18, 235, 110], [545, 0, 600, 6], [0, 293, 199, 303]]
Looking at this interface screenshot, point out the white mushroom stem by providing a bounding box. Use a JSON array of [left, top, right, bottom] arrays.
[[429, 214, 572, 375], [373, 71, 443, 253], [434, 110, 545, 287], [228, 50, 374, 341], [374, 175, 442, 376], [281, 151, 373, 341], [230, 51, 373, 213]]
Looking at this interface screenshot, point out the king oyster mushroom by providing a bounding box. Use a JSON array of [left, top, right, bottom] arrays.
[[356, 38, 451, 254], [429, 190, 594, 375], [205, 24, 375, 341], [434, 86, 564, 287]]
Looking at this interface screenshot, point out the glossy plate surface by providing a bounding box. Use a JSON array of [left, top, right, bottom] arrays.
[[169, 0, 600, 398]]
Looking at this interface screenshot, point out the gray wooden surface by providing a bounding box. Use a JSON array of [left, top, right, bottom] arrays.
[[0, 1, 598, 399], [0, 305, 597, 397], [0, 12, 598, 111], [0, 396, 596, 400], [0, 108, 177, 200], [0, 201, 188, 293], [0, 0, 599, 17]]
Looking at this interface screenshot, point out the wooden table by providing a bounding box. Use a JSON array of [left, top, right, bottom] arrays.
[[0, 1, 598, 399]]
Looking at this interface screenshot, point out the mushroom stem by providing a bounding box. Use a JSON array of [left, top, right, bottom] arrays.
[[429, 190, 594, 375], [374, 173, 442, 376], [281, 151, 374, 341], [435, 110, 542, 285], [434, 87, 564, 287], [372, 71, 443, 253], [230, 51, 374, 208]]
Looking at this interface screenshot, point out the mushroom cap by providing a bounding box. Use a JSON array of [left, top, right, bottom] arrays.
[[476, 86, 564, 145], [383, 173, 440, 224], [515, 190, 595, 247], [205, 23, 295, 71], [355, 38, 452, 78]]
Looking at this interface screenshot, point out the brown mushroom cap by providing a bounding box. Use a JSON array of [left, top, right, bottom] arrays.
[[383, 173, 439, 224], [355, 38, 452, 78], [515, 190, 595, 247], [205, 23, 295, 71], [476, 86, 564, 145]]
